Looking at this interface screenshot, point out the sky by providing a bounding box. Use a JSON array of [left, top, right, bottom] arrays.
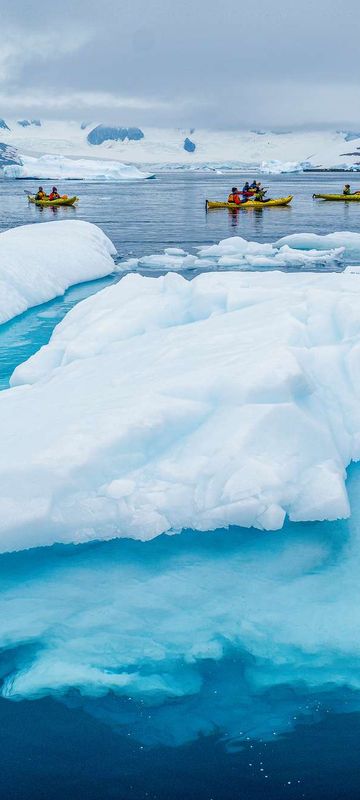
[[1, 0, 360, 129]]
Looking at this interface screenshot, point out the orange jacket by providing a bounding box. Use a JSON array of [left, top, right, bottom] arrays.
[[228, 193, 241, 204]]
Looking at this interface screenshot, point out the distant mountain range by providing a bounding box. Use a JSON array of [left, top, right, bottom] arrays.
[[0, 119, 360, 171]]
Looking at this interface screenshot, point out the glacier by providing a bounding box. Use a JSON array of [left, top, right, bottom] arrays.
[[3, 259, 360, 550], [3, 119, 360, 168], [2, 154, 153, 180], [0, 220, 116, 324]]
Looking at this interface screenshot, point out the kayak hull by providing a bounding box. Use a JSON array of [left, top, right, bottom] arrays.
[[313, 193, 360, 201], [28, 195, 78, 207], [206, 196, 293, 210]]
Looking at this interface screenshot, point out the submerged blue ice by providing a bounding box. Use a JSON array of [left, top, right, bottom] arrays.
[[1, 465, 360, 747]]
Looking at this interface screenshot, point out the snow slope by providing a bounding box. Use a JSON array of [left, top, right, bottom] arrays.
[[0, 119, 360, 168], [3, 154, 153, 180], [0, 220, 116, 324], [3, 262, 360, 550]]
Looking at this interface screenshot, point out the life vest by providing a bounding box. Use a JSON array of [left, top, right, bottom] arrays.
[[228, 193, 241, 204]]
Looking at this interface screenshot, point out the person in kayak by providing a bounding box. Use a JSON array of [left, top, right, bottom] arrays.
[[49, 186, 60, 200], [35, 186, 47, 200], [254, 187, 271, 202], [227, 187, 242, 204], [250, 180, 258, 190], [343, 184, 351, 195], [242, 181, 253, 198]]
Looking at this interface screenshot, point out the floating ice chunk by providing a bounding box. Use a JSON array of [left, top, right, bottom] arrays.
[[277, 231, 360, 252], [117, 235, 348, 275], [164, 248, 187, 256], [0, 220, 116, 324], [118, 252, 199, 272], [3, 268, 360, 550], [3, 154, 153, 180]]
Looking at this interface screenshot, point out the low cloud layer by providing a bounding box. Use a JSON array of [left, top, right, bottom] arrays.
[[1, 0, 360, 128]]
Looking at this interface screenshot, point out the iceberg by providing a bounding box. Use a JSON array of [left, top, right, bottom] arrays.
[[1, 463, 360, 748], [260, 159, 306, 174], [3, 265, 360, 551], [0, 220, 116, 325], [2, 154, 154, 180]]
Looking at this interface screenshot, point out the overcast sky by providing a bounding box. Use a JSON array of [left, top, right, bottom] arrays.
[[1, 0, 360, 129]]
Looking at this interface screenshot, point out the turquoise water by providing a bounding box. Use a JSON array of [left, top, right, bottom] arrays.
[[1, 173, 360, 799], [0, 275, 117, 390]]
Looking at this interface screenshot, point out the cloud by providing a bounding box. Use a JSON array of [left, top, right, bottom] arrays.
[[1, 0, 360, 127], [0, 27, 91, 84]]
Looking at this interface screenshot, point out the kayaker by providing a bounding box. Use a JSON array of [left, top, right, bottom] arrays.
[[49, 186, 60, 200], [250, 180, 258, 189], [255, 187, 270, 202], [242, 181, 252, 198], [35, 186, 47, 200], [343, 184, 351, 196], [227, 187, 242, 205]]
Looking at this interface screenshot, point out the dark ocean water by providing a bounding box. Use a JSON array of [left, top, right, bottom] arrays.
[[1, 172, 360, 799]]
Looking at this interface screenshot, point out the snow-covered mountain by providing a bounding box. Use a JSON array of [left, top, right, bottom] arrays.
[[1, 119, 360, 171]]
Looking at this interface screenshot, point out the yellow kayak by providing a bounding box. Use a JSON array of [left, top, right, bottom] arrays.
[[313, 193, 360, 201], [28, 195, 78, 207], [206, 196, 293, 210]]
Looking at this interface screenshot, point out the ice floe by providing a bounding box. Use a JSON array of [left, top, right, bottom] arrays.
[[119, 231, 355, 273], [0, 220, 116, 324], [2, 266, 360, 550]]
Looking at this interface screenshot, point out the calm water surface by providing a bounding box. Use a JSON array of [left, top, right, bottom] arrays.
[[1, 172, 360, 799], [1, 171, 360, 256]]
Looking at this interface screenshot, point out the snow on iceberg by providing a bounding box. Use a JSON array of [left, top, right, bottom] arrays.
[[4, 268, 360, 551], [0, 220, 116, 325], [3, 154, 153, 180]]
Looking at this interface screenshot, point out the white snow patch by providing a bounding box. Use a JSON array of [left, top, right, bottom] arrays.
[[0, 220, 116, 324]]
